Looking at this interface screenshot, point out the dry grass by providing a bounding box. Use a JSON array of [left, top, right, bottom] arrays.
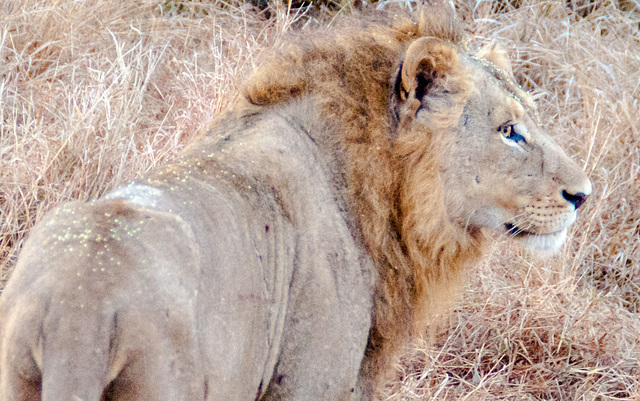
[[0, 0, 638, 399], [0, 0, 303, 279]]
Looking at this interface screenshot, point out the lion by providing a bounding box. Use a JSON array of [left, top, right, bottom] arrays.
[[0, 2, 591, 400]]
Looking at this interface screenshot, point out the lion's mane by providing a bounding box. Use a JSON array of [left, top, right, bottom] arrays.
[[243, 10, 485, 385]]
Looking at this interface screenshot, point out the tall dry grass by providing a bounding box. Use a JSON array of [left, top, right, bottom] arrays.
[[0, 0, 638, 399], [0, 0, 301, 279]]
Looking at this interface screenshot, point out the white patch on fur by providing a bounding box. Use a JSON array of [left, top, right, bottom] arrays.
[[518, 227, 568, 253], [105, 184, 164, 209]]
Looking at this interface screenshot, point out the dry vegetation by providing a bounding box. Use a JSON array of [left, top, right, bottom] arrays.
[[1, 0, 638, 399], [0, 0, 301, 277]]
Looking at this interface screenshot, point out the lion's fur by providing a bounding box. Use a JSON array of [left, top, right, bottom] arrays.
[[0, 2, 591, 400], [243, 9, 484, 384]]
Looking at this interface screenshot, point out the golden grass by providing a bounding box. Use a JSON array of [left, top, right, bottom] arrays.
[[0, 0, 638, 399], [0, 0, 298, 278]]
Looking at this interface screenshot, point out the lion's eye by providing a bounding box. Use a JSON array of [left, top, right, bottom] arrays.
[[498, 124, 526, 144]]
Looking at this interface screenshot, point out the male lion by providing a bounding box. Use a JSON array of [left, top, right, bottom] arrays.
[[0, 2, 591, 400]]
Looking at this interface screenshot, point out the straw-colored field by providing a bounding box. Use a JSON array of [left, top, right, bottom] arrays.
[[1, 0, 638, 399]]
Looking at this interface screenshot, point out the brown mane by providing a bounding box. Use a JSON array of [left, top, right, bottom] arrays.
[[243, 8, 486, 387]]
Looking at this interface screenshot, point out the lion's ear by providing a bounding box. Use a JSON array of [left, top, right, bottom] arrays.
[[476, 42, 513, 76], [400, 37, 459, 102]]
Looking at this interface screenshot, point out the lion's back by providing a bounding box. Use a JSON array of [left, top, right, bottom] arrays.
[[0, 102, 375, 399]]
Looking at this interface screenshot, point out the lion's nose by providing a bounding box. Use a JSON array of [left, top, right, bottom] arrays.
[[562, 190, 589, 210]]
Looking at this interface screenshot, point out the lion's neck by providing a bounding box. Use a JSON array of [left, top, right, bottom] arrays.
[[317, 88, 486, 394]]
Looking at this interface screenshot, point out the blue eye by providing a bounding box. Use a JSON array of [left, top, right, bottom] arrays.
[[499, 124, 526, 144]]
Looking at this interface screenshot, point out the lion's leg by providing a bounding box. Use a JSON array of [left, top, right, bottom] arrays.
[[0, 354, 41, 401], [261, 241, 374, 401], [0, 375, 41, 401], [34, 303, 203, 401], [70, 306, 206, 401], [0, 300, 45, 401], [103, 341, 204, 401]]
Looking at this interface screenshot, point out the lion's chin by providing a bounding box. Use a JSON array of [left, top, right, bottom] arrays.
[[514, 228, 568, 254]]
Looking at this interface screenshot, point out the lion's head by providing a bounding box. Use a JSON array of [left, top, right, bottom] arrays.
[[397, 35, 591, 255]]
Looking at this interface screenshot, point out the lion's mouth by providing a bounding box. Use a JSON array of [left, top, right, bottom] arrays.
[[503, 223, 568, 252], [503, 223, 567, 237], [504, 223, 531, 237]]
